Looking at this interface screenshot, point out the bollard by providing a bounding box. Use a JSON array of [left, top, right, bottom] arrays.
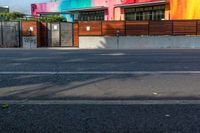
[[116, 30, 120, 49]]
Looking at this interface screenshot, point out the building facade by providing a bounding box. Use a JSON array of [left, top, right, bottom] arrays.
[[31, 0, 200, 22], [0, 6, 9, 12]]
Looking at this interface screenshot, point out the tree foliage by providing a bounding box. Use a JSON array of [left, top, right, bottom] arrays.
[[0, 12, 65, 22], [38, 16, 65, 22], [0, 12, 25, 21]]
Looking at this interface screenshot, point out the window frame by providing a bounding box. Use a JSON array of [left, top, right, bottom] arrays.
[[125, 5, 165, 21], [78, 10, 105, 21]]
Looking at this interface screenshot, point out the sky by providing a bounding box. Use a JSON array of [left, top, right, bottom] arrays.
[[0, 0, 51, 14]]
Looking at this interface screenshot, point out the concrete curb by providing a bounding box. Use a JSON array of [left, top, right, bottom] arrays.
[[2, 48, 200, 50]]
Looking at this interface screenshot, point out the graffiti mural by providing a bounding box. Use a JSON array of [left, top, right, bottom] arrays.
[[170, 0, 200, 19], [31, 2, 59, 16], [31, 0, 200, 21], [32, 0, 117, 21], [121, 0, 162, 4], [59, 0, 92, 21]]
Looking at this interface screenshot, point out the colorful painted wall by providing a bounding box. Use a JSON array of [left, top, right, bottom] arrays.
[[121, 0, 162, 4], [31, 2, 59, 16], [170, 0, 200, 20], [31, 0, 200, 21], [58, 0, 111, 21]]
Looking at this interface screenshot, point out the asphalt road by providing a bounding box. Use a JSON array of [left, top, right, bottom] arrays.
[[1, 49, 200, 72], [1, 104, 200, 133], [1, 49, 200, 133]]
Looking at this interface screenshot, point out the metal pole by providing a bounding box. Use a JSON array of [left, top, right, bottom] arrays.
[[18, 21, 21, 47], [116, 30, 120, 49], [59, 22, 61, 47], [117, 36, 119, 49], [1, 20, 4, 47]]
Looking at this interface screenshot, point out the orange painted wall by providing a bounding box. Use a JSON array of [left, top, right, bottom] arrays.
[[32, 0, 200, 20], [21, 21, 37, 36], [170, 0, 200, 20]]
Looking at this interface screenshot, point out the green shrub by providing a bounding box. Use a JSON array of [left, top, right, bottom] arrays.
[[38, 16, 65, 22], [0, 12, 24, 21]]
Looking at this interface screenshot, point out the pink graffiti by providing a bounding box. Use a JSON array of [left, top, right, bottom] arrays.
[[31, 2, 58, 16]]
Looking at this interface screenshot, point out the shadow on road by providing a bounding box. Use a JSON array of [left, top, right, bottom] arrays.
[[0, 73, 200, 100]]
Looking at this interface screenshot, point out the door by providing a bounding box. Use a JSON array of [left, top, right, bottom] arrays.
[[60, 22, 73, 47], [48, 22, 60, 47], [48, 22, 73, 47], [0, 21, 20, 48]]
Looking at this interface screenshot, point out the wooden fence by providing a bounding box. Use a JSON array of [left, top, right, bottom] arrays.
[[75, 20, 200, 36], [25, 20, 200, 48], [37, 22, 48, 47]]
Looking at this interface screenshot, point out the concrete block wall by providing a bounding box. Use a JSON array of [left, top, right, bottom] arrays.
[[79, 36, 118, 49], [79, 36, 200, 49]]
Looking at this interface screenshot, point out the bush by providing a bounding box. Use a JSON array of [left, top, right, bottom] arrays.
[[0, 12, 24, 21], [38, 16, 65, 22]]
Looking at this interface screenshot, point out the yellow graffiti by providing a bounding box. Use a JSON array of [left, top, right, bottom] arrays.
[[170, 0, 200, 19]]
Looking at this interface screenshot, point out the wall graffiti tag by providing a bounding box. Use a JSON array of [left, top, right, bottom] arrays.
[[22, 37, 37, 48]]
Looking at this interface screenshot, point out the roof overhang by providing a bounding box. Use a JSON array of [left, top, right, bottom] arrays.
[[115, 0, 167, 8], [0, 6, 9, 8], [37, 6, 107, 16], [66, 6, 107, 12]]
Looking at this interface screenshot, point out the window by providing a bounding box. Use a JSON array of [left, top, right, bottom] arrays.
[[125, 5, 165, 21], [79, 10, 105, 21], [0, 7, 9, 13]]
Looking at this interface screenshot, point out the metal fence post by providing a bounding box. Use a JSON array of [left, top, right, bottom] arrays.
[[59, 22, 61, 47], [1, 20, 3, 47], [18, 21, 21, 47], [46, 22, 48, 47], [116, 29, 120, 49]]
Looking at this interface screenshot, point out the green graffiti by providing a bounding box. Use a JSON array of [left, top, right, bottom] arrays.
[[59, 0, 92, 22]]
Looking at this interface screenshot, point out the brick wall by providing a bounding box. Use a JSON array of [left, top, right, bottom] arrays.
[[21, 21, 37, 36], [73, 23, 79, 47]]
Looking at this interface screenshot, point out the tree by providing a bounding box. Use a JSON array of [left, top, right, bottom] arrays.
[[38, 16, 65, 22], [0, 12, 25, 21]]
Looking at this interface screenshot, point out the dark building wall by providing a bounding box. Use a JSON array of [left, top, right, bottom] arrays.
[[0, 7, 9, 12]]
